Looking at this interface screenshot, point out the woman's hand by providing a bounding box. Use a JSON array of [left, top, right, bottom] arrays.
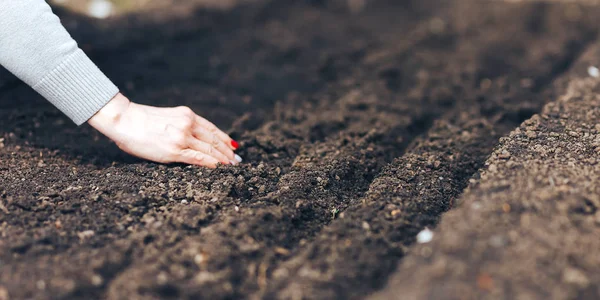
[[88, 93, 242, 168]]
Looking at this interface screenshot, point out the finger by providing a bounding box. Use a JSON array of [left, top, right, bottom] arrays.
[[187, 137, 231, 165], [195, 116, 239, 150], [192, 125, 236, 161], [177, 149, 220, 168]]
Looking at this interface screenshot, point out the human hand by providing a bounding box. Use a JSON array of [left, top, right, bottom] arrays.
[[88, 93, 242, 168]]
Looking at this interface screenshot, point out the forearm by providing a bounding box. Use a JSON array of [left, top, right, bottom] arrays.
[[0, 1, 243, 168], [0, 0, 118, 125]]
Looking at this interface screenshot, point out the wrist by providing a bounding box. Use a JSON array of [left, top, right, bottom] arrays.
[[88, 92, 131, 136]]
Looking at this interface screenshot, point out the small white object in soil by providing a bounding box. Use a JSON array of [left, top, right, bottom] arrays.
[[87, 0, 113, 19], [588, 66, 600, 78], [362, 221, 370, 230], [417, 228, 434, 244], [181, 199, 188, 204], [157, 272, 168, 285], [77, 230, 95, 240], [91, 274, 103, 286], [36, 280, 46, 290], [194, 253, 205, 265], [234, 206, 239, 212]]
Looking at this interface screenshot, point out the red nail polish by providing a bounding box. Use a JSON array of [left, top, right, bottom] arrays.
[[231, 140, 239, 149]]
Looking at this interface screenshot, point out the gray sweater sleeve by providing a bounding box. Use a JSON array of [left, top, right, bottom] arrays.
[[0, 0, 119, 125]]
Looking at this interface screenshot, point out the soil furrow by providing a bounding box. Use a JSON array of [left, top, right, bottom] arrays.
[[100, 25, 453, 300], [370, 43, 600, 300], [259, 2, 599, 299], [102, 87, 438, 299]]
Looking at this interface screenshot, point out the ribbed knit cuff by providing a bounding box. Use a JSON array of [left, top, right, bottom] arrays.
[[33, 49, 119, 125]]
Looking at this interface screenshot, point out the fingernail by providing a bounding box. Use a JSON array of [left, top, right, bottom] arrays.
[[229, 160, 237, 165], [231, 140, 239, 149], [234, 154, 243, 163]]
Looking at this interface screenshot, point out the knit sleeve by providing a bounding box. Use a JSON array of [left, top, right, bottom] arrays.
[[0, 0, 119, 125]]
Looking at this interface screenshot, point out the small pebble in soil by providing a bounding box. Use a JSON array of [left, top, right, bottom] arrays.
[[36, 280, 45, 290], [362, 221, 370, 230], [194, 253, 205, 265], [498, 150, 511, 159], [417, 228, 434, 243], [563, 267, 590, 287], [77, 230, 95, 240], [274, 247, 290, 256], [91, 275, 103, 286], [157, 272, 168, 285], [588, 66, 600, 78], [181, 200, 188, 204]]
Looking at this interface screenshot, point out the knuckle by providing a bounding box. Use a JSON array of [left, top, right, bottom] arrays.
[[178, 106, 194, 116], [168, 148, 184, 161], [170, 148, 180, 157], [171, 132, 187, 147], [181, 116, 195, 130], [195, 152, 206, 162], [202, 119, 217, 132], [212, 134, 220, 146]]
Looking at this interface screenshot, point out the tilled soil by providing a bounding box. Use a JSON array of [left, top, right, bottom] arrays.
[[2, 1, 600, 299], [370, 44, 600, 300]]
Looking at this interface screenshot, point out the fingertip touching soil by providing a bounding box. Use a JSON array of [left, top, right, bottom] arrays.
[[2, 1, 600, 299]]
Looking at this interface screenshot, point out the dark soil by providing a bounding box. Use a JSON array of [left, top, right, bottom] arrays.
[[370, 44, 600, 300], [1, 1, 600, 299]]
